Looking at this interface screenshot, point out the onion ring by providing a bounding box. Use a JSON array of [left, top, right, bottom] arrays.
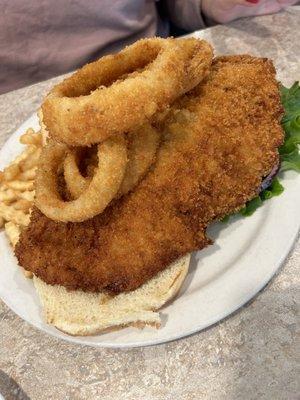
[[63, 149, 91, 199], [119, 124, 160, 196], [177, 38, 214, 93], [35, 136, 127, 222], [64, 124, 160, 199], [42, 38, 213, 146]]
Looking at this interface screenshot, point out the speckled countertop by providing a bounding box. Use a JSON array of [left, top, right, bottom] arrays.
[[0, 10, 299, 400]]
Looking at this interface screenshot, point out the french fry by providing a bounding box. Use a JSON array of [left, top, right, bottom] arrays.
[[6, 180, 34, 192], [19, 190, 35, 202], [9, 146, 33, 166], [0, 126, 40, 280], [19, 147, 41, 171], [0, 189, 34, 204], [13, 199, 32, 213], [0, 204, 30, 226], [3, 163, 20, 181], [20, 129, 42, 146], [19, 167, 36, 181], [4, 221, 21, 247], [0, 189, 18, 203]]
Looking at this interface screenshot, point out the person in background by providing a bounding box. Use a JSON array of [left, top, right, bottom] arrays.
[[0, 0, 297, 94]]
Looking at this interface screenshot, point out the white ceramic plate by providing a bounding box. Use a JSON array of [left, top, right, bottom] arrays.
[[0, 114, 299, 348]]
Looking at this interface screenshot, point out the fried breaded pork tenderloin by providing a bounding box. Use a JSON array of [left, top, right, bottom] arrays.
[[15, 55, 284, 293]]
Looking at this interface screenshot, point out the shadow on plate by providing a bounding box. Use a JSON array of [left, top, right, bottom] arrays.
[[178, 214, 245, 297]]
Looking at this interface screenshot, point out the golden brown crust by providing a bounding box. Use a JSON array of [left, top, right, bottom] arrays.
[[15, 55, 284, 293], [42, 38, 213, 146]]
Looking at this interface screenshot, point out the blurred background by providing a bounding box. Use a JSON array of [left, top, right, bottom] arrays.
[[0, 0, 299, 94]]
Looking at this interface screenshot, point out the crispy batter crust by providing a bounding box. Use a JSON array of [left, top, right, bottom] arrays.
[[15, 55, 284, 293], [42, 38, 213, 146]]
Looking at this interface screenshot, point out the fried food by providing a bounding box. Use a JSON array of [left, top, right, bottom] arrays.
[[42, 38, 213, 147], [63, 149, 89, 199], [20, 128, 43, 146], [35, 136, 128, 222], [64, 124, 160, 199], [118, 124, 160, 196], [36, 37, 212, 223], [0, 129, 42, 261], [5, 221, 21, 248], [15, 55, 284, 293]]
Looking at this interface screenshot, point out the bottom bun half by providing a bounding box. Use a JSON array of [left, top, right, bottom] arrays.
[[34, 254, 190, 336]]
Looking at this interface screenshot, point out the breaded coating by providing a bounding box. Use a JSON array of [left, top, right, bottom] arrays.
[[15, 56, 284, 293]]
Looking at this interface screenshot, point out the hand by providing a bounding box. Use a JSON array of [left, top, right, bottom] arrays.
[[202, 0, 299, 24]]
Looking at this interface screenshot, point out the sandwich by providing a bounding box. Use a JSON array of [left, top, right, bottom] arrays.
[[1, 38, 297, 336]]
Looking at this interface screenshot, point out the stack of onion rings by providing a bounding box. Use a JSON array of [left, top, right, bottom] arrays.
[[42, 38, 212, 147], [35, 37, 213, 222], [35, 137, 127, 222], [64, 124, 160, 199]]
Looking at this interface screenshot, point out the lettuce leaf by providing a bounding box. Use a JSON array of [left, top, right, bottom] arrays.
[[280, 81, 300, 124], [239, 178, 284, 217], [281, 148, 300, 172]]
